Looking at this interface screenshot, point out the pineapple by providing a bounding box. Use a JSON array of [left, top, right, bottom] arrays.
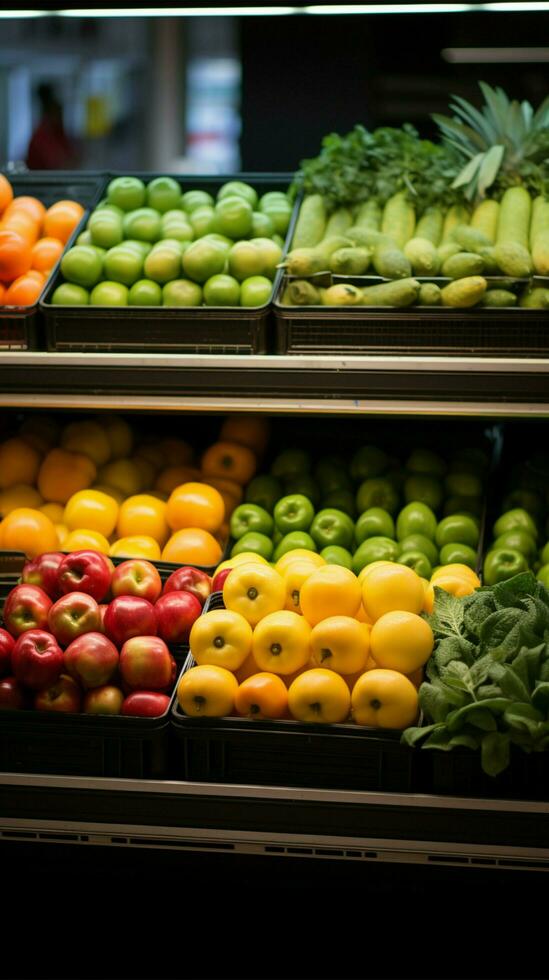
[[432, 82, 549, 203]]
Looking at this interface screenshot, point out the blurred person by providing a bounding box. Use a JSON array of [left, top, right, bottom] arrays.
[[26, 82, 79, 170]]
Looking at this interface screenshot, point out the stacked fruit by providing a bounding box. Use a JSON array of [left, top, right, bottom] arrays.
[[51, 176, 292, 308], [0, 550, 212, 716], [229, 443, 487, 579], [0, 173, 84, 307], [177, 552, 444, 729], [0, 413, 269, 566]]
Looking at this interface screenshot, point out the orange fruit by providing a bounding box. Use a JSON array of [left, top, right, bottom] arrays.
[[4, 196, 46, 227], [0, 483, 43, 516], [235, 672, 288, 720], [201, 441, 257, 486], [0, 283, 5, 305], [161, 527, 223, 567], [39, 502, 65, 524], [166, 481, 225, 534], [1, 209, 39, 246], [109, 535, 162, 560], [63, 488, 119, 538], [116, 494, 170, 545], [0, 437, 41, 489], [1, 507, 58, 558], [43, 200, 84, 244], [0, 230, 32, 283], [219, 415, 270, 457], [3, 272, 44, 306], [369, 610, 434, 674], [361, 564, 425, 622], [37, 448, 97, 504], [300, 565, 362, 626], [0, 174, 14, 215], [177, 664, 238, 718], [63, 528, 111, 555], [351, 669, 419, 729], [31, 236, 64, 273]]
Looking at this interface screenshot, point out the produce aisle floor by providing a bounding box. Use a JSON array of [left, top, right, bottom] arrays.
[[3, 838, 547, 980]]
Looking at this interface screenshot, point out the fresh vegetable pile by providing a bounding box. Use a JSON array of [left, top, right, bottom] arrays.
[[403, 571, 549, 777], [49, 176, 291, 309], [283, 84, 549, 311]]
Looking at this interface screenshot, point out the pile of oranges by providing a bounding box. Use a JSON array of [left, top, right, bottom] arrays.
[[0, 173, 84, 307], [0, 413, 268, 568]]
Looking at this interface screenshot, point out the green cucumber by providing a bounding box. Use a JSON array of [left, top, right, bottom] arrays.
[[451, 224, 493, 252], [496, 186, 532, 251], [372, 243, 412, 279], [441, 205, 470, 244], [519, 286, 549, 308], [354, 200, 382, 231]]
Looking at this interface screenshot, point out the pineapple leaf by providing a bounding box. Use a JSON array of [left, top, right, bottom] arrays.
[[532, 94, 549, 129], [521, 100, 534, 132], [478, 82, 511, 137], [477, 145, 505, 197], [508, 101, 527, 149], [451, 152, 485, 190], [432, 114, 486, 154], [450, 94, 498, 146]]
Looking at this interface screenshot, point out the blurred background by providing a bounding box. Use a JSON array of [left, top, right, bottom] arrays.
[[0, 1, 548, 175]]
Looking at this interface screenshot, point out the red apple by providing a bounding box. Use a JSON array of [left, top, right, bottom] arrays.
[[111, 559, 162, 603], [154, 591, 201, 645], [0, 676, 28, 710], [82, 684, 124, 715], [97, 605, 108, 634], [57, 550, 112, 602], [11, 629, 64, 690], [162, 565, 211, 606], [119, 636, 176, 692], [211, 567, 232, 593], [64, 632, 119, 690], [21, 551, 65, 600], [3, 583, 52, 638], [47, 592, 101, 647], [104, 596, 158, 647], [0, 628, 15, 677], [121, 690, 171, 717], [34, 673, 81, 713]]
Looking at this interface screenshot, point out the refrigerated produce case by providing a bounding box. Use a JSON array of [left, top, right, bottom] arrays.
[[1, 357, 549, 980]]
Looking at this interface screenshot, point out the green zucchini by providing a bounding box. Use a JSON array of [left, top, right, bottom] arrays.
[[361, 278, 420, 308], [381, 191, 416, 249], [441, 205, 470, 244], [291, 194, 327, 249], [470, 200, 499, 244], [442, 252, 485, 279], [440, 276, 487, 308], [403, 237, 439, 275], [415, 206, 444, 246], [329, 246, 372, 275], [322, 207, 353, 240]]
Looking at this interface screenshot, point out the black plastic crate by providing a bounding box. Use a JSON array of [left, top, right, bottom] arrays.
[[41, 172, 299, 354], [170, 593, 418, 792], [273, 274, 549, 358], [430, 745, 549, 802], [0, 170, 106, 351]]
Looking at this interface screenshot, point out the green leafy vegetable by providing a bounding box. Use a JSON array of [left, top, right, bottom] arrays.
[[402, 572, 549, 778]]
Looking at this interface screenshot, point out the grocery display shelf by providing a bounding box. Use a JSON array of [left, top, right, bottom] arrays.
[[2, 771, 549, 873], [0, 351, 549, 416]]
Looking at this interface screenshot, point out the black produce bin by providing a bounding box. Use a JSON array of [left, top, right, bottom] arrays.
[[0, 170, 106, 351], [41, 172, 299, 354], [273, 274, 549, 358], [171, 594, 418, 793], [0, 554, 186, 779]]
